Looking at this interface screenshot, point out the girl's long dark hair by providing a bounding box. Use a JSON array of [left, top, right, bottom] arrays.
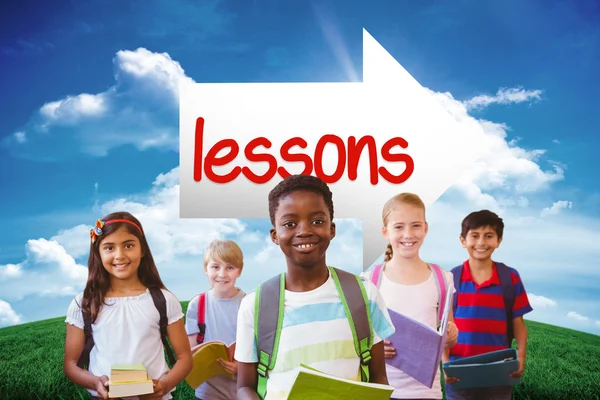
[[81, 211, 166, 322]]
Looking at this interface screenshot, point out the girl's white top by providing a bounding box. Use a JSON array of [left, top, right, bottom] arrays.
[[361, 267, 455, 399], [65, 288, 184, 400]]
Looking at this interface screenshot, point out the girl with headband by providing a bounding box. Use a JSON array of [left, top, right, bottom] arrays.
[[63, 211, 192, 399]]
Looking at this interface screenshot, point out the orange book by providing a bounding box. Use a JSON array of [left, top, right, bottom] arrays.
[[185, 341, 236, 389]]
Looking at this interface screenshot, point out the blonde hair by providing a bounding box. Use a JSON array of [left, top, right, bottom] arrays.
[[204, 240, 244, 271], [382, 193, 426, 262]]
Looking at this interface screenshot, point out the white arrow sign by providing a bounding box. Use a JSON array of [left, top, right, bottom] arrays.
[[179, 28, 487, 269]]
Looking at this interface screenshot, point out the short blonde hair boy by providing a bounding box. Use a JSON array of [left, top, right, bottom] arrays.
[[203, 240, 244, 272]]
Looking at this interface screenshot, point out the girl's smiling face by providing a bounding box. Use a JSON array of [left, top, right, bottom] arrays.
[[98, 226, 144, 282], [383, 204, 428, 259]]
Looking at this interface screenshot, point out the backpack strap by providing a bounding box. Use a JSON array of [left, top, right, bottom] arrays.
[[429, 264, 447, 328], [255, 274, 285, 400], [495, 262, 516, 347], [76, 309, 95, 369], [149, 287, 177, 366], [330, 267, 373, 383], [254, 268, 374, 398], [371, 263, 384, 290], [196, 292, 207, 344], [450, 265, 463, 317]]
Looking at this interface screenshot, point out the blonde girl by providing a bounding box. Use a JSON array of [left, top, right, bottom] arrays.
[[362, 193, 458, 400]]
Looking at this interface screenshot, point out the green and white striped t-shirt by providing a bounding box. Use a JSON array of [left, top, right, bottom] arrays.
[[235, 270, 395, 400]]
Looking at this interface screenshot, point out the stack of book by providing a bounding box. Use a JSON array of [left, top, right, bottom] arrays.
[[108, 364, 154, 398]]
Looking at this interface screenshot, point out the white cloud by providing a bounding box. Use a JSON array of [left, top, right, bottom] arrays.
[[153, 168, 180, 188], [27, 238, 88, 281], [51, 224, 92, 259], [498, 196, 529, 208], [0, 263, 23, 280], [0, 300, 22, 327], [115, 48, 193, 103], [0, 238, 88, 302], [14, 131, 26, 143], [463, 86, 543, 110], [541, 200, 572, 217], [553, 139, 560, 144], [429, 90, 564, 209], [596, 320, 600, 327], [3, 48, 195, 158], [40, 93, 107, 123], [567, 311, 589, 322], [254, 234, 281, 265], [528, 294, 558, 308]]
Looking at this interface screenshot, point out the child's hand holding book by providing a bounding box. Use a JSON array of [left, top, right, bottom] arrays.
[[138, 378, 167, 400], [383, 340, 396, 359], [445, 322, 458, 349], [217, 359, 238, 376], [93, 375, 109, 399], [509, 356, 525, 378]]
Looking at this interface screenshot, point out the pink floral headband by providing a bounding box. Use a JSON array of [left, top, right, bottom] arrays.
[[90, 219, 143, 243]]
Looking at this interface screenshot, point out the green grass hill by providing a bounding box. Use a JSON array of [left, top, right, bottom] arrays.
[[1, 301, 599, 399]]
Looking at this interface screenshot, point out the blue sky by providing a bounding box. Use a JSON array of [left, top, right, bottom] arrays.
[[1, 0, 599, 334]]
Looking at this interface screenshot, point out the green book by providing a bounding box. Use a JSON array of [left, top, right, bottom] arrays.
[[287, 364, 394, 400]]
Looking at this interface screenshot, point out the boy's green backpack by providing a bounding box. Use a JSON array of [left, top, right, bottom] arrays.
[[253, 266, 374, 399]]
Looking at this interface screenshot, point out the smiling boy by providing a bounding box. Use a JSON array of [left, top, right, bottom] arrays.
[[444, 210, 533, 400], [185, 240, 246, 400], [235, 174, 395, 400]]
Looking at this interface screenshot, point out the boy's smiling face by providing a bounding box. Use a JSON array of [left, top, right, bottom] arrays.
[[270, 190, 335, 270], [460, 225, 502, 261]]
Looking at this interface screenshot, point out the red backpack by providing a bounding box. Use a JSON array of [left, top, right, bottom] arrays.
[[195, 292, 207, 344]]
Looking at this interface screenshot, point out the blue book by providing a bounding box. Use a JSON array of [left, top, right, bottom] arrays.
[[442, 348, 520, 389]]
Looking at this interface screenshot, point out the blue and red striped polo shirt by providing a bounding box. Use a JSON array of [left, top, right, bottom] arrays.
[[449, 260, 533, 361]]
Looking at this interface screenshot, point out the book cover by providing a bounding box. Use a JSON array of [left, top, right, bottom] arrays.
[[385, 283, 453, 388], [442, 348, 520, 389], [287, 364, 394, 400], [185, 340, 236, 389]]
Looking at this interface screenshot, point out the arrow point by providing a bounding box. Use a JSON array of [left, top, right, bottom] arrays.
[[362, 27, 420, 91]]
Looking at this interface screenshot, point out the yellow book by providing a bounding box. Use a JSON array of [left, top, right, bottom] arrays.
[[185, 341, 236, 389], [108, 364, 154, 398]]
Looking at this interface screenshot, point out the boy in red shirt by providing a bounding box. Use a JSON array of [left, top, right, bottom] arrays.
[[444, 210, 533, 400]]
